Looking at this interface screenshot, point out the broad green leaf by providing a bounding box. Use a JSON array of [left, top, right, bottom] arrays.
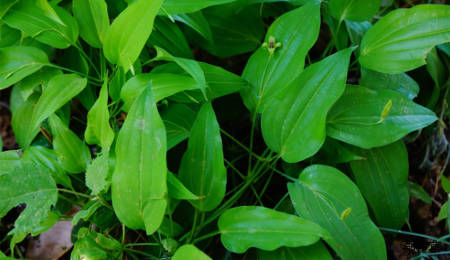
[[345, 20, 371, 46], [0, 22, 21, 47], [22, 145, 72, 188], [3, 0, 78, 48], [172, 244, 211, 260], [49, 114, 91, 174], [261, 48, 353, 163], [15, 67, 62, 101], [348, 141, 409, 229], [168, 171, 200, 200], [329, 0, 381, 22], [103, 0, 163, 71], [188, 4, 264, 58], [218, 206, 324, 253], [120, 72, 198, 112], [86, 153, 110, 195], [407, 181, 431, 204], [0, 163, 57, 236], [19, 74, 87, 148], [360, 68, 419, 99], [327, 85, 437, 149], [426, 47, 447, 88], [153, 46, 207, 97], [258, 242, 332, 260], [72, 201, 102, 225], [161, 103, 197, 150], [149, 17, 193, 58], [159, 217, 184, 237], [85, 81, 114, 149], [441, 173, 450, 194], [315, 138, 365, 164], [11, 91, 37, 148], [0, 150, 20, 173], [360, 4, 450, 73], [111, 87, 167, 234], [179, 102, 226, 211], [288, 165, 387, 260], [154, 62, 249, 102], [73, 0, 109, 48], [0, 46, 49, 90], [71, 227, 122, 260], [241, 2, 320, 112], [162, 0, 236, 14], [109, 67, 125, 101], [174, 12, 213, 43], [0, 0, 18, 19]]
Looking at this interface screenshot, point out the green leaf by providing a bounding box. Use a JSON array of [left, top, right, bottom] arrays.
[[120, 72, 198, 112], [174, 12, 213, 43], [407, 181, 431, 204], [360, 68, 419, 99], [161, 103, 197, 150], [287, 165, 387, 260], [153, 46, 207, 97], [85, 81, 114, 149], [49, 114, 91, 174], [0, 0, 18, 19], [241, 2, 320, 112], [188, 4, 264, 58], [168, 171, 201, 200], [360, 4, 450, 73], [315, 138, 365, 164], [0, 163, 57, 236], [72, 201, 102, 225], [19, 74, 87, 148], [86, 152, 110, 195], [426, 47, 447, 88], [3, 0, 78, 49], [179, 102, 226, 211], [441, 173, 450, 194], [71, 227, 122, 260], [0, 46, 49, 90], [327, 85, 437, 149], [261, 48, 353, 163], [111, 87, 167, 235], [73, 0, 109, 48], [149, 17, 193, 58], [15, 67, 62, 101], [159, 217, 184, 237], [438, 200, 448, 222], [153, 62, 249, 102], [22, 145, 72, 188], [329, 0, 381, 22], [345, 20, 371, 46], [0, 22, 21, 48], [218, 206, 324, 253], [103, 0, 163, 71], [258, 242, 332, 260], [348, 141, 409, 229], [0, 150, 21, 173], [162, 0, 236, 14], [172, 244, 212, 260]]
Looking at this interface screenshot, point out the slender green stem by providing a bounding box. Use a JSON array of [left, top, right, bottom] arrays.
[[123, 248, 159, 259], [224, 158, 246, 179], [247, 111, 258, 176], [220, 129, 268, 162], [188, 209, 199, 243], [125, 242, 160, 247], [48, 64, 103, 84], [58, 188, 94, 199], [75, 42, 101, 77], [379, 227, 450, 246], [192, 230, 220, 244], [273, 193, 289, 210]]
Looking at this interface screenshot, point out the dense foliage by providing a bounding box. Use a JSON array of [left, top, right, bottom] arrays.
[[0, 0, 449, 259]]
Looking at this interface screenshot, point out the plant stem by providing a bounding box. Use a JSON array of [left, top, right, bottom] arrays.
[[58, 188, 93, 199], [379, 227, 450, 246], [125, 243, 160, 247], [192, 230, 220, 244]]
